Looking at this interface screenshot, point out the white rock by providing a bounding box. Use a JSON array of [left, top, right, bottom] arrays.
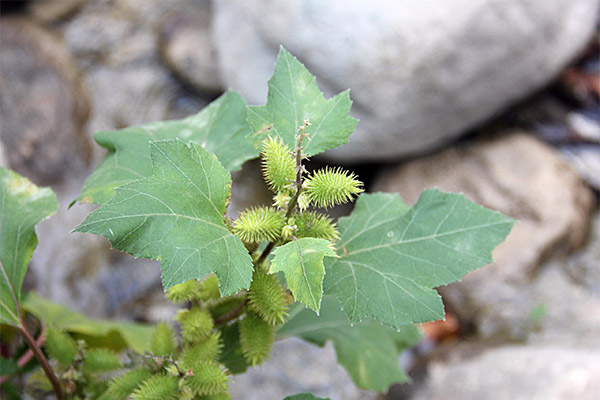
[[212, 0, 598, 161]]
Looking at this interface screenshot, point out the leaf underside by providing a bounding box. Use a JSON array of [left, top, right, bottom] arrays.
[[74, 139, 253, 296], [78, 91, 258, 205], [271, 238, 336, 313], [247, 47, 357, 157], [0, 167, 57, 326], [278, 297, 422, 392], [324, 190, 516, 329]]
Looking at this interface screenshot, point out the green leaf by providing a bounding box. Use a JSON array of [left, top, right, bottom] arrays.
[[324, 190, 516, 329], [278, 297, 422, 392], [0, 168, 57, 326], [75, 139, 253, 295], [218, 322, 249, 375], [23, 293, 153, 353], [0, 358, 19, 376], [247, 47, 357, 157], [271, 238, 336, 313], [78, 90, 258, 205], [284, 393, 332, 400]]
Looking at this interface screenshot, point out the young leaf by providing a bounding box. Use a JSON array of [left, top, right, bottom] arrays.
[[324, 190, 516, 329], [271, 238, 336, 313], [74, 139, 254, 295], [0, 168, 57, 326], [247, 47, 357, 157], [278, 297, 422, 392], [77, 91, 258, 205]]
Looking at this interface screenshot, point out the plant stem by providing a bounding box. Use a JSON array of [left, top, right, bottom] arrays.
[[214, 299, 249, 326], [18, 319, 64, 400], [256, 120, 310, 265]]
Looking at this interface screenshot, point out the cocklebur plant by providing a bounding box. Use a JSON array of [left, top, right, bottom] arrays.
[[0, 47, 515, 399]]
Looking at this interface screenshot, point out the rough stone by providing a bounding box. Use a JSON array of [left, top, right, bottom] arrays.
[[159, 0, 223, 93], [412, 345, 600, 400], [0, 17, 91, 185], [372, 132, 596, 339], [212, 0, 598, 161], [229, 338, 376, 400]]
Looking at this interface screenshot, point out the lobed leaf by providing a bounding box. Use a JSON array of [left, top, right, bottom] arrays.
[[324, 190, 516, 329], [77, 91, 258, 205], [278, 297, 422, 392], [74, 139, 254, 295], [0, 168, 57, 326], [271, 238, 336, 313], [247, 47, 357, 157]]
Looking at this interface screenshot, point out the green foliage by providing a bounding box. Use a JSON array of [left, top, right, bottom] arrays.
[[233, 206, 286, 244], [83, 348, 122, 373], [132, 374, 179, 400], [324, 191, 515, 329], [247, 269, 289, 325], [261, 136, 296, 194], [74, 140, 254, 295], [99, 368, 152, 400], [239, 313, 274, 367], [150, 323, 177, 356], [77, 91, 258, 205], [278, 297, 423, 391], [304, 167, 363, 209], [23, 293, 153, 353], [2, 46, 515, 400], [247, 47, 357, 158], [44, 328, 78, 367], [271, 238, 336, 313], [0, 167, 57, 326]]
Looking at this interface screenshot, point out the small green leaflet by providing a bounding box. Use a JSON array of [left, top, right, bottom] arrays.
[[74, 139, 253, 295], [23, 293, 153, 353], [77, 90, 258, 204], [247, 47, 357, 157], [324, 190, 516, 329], [0, 167, 57, 326], [271, 238, 336, 313], [278, 297, 422, 392]]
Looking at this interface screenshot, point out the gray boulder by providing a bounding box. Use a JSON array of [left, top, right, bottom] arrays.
[[212, 0, 598, 161]]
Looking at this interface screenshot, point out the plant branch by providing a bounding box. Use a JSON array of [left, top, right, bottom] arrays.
[[214, 299, 249, 326], [256, 120, 310, 265], [0, 323, 48, 386], [17, 319, 64, 400]]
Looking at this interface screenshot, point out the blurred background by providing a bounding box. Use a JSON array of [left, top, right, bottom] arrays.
[[0, 0, 599, 399]]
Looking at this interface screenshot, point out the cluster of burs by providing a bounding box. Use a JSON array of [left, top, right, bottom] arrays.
[[31, 134, 363, 400]]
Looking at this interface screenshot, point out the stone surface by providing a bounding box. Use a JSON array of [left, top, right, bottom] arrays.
[[159, 0, 223, 93], [229, 338, 376, 400], [59, 0, 211, 136], [212, 0, 598, 161], [372, 132, 596, 339], [0, 17, 91, 185], [28, 0, 85, 23], [412, 345, 600, 400]]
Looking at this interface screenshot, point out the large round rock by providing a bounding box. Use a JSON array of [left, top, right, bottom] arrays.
[[212, 0, 598, 161]]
